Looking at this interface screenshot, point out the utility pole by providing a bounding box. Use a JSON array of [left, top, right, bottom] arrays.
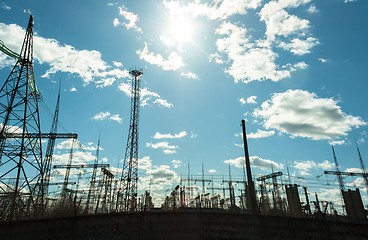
[[119, 68, 143, 212], [241, 120, 258, 214]]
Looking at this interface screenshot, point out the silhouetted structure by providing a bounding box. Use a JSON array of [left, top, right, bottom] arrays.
[[118, 68, 143, 212], [0, 15, 44, 221]]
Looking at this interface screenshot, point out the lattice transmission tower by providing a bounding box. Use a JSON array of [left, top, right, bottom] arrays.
[[119, 68, 143, 212], [43, 83, 61, 207], [0, 15, 44, 221]]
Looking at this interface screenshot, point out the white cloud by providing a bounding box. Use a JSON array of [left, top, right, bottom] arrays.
[[2, 3, 11, 10], [137, 43, 184, 71], [240, 96, 258, 105], [69, 87, 77, 92], [0, 23, 129, 86], [259, 0, 311, 43], [208, 169, 217, 173], [346, 177, 365, 187], [163, 149, 176, 155], [247, 96, 258, 104], [344, 0, 356, 3], [215, 22, 304, 83], [138, 156, 180, 197], [172, 160, 182, 168], [248, 129, 275, 139], [307, 5, 318, 13], [153, 131, 187, 139], [146, 141, 177, 150], [0, 52, 15, 69], [160, 34, 176, 47], [80, 142, 100, 151], [139, 156, 153, 171], [318, 160, 335, 170], [153, 99, 174, 108], [55, 139, 101, 152], [113, 18, 120, 27], [209, 53, 224, 64], [115, 6, 142, 32], [163, 0, 262, 20], [345, 167, 363, 173], [146, 141, 178, 154], [118, 82, 173, 108], [318, 58, 328, 63], [92, 111, 123, 124], [239, 98, 246, 105], [110, 114, 123, 124], [95, 77, 117, 88], [55, 139, 77, 150], [180, 71, 199, 79], [144, 164, 179, 186], [329, 140, 346, 146], [53, 151, 95, 165], [294, 160, 317, 175], [317, 188, 341, 206], [190, 131, 198, 138], [163, 1, 315, 83], [253, 89, 366, 140], [92, 112, 111, 121], [278, 37, 319, 55], [294, 159, 335, 176], [224, 156, 283, 170], [112, 61, 123, 67], [0, 123, 23, 134], [250, 156, 284, 170]]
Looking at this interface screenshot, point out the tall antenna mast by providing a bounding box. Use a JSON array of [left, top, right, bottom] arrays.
[[119, 67, 143, 212]]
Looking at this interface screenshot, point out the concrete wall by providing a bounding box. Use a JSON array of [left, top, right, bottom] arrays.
[[1, 210, 368, 240]]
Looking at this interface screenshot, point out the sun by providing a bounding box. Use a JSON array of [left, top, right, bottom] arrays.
[[168, 15, 195, 43]]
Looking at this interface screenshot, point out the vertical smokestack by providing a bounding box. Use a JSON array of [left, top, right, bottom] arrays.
[[241, 120, 259, 214]]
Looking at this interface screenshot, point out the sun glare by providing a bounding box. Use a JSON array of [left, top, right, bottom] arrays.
[[168, 15, 194, 42]]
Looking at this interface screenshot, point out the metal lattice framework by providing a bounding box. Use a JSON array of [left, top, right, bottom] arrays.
[[0, 15, 44, 221], [332, 145, 345, 191], [43, 86, 61, 205], [119, 68, 143, 212], [85, 136, 101, 214]]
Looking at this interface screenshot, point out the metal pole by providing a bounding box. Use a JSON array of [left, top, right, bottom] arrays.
[[241, 120, 258, 214]]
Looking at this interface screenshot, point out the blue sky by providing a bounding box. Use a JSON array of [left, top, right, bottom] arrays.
[[1, 0, 368, 210]]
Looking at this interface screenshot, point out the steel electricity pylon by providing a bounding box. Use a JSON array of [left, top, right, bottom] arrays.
[[0, 15, 44, 221], [118, 68, 143, 212], [43, 83, 61, 206]]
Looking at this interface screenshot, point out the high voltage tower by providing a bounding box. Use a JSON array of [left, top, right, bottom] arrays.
[[118, 68, 143, 212], [0, 16, 77, 221], [0, 15, 44, 221], [43, 83, 61, 206]]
